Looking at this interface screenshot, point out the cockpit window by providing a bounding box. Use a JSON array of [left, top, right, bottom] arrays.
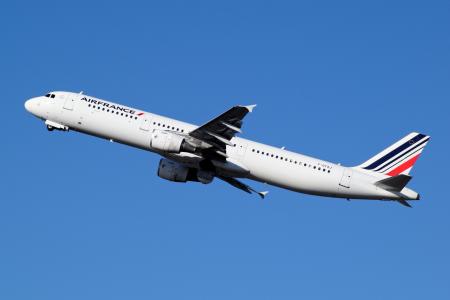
[[45, 93, 56, 98], [45, 94, 51, 97]]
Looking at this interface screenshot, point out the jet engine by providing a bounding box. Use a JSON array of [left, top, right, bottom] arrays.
[[150, 130, 196, 153], [157, 159, 214, 184], [195, 170, 214, 184]]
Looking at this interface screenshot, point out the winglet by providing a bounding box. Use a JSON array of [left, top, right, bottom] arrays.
[[258, 191, 269, 199], [243, 104, 257, 113]]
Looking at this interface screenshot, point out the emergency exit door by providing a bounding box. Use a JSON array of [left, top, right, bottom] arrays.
[[235, 143, 248, 157], [139, 117, 151, 131]]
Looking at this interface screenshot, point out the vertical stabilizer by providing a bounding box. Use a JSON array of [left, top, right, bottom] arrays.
[[356, 132, 430, 176]]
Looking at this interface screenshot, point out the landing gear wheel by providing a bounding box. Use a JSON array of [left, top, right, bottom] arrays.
[[47, 125, 54, 131]]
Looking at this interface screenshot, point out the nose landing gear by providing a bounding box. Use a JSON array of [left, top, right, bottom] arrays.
[[45, 120, 68, 131]]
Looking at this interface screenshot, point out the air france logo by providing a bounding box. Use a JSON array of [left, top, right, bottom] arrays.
[[81, 97, 143, 116]]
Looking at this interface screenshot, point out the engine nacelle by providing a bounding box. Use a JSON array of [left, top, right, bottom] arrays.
[[157, 159, 189, 182], [157, 159, 214, 184], [196, 170, 214, 184], [150, 130, 196, 153]]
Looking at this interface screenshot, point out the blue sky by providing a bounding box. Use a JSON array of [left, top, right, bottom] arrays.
[[2, 1, 449, 299]]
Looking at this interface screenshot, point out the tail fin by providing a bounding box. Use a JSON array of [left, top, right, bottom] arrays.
[[356, 132, 430, 176]]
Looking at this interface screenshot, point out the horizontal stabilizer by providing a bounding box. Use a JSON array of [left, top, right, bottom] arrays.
[[397, 199, 413, 208], [375, 174, 412, 192]]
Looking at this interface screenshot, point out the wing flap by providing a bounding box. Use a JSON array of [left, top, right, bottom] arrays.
[[218, 176, 268, 199]]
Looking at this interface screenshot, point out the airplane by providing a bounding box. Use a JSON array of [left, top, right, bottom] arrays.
[[24, 91, 430, 207]]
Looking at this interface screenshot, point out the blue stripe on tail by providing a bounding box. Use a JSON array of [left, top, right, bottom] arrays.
[[364, 133, 426, 170], [372, 137, 430, 172]]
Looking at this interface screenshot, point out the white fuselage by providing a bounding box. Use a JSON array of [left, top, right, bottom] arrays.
[[24, 92, 419, 201]]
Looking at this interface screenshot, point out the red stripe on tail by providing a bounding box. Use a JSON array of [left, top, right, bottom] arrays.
[[387, 154, 420, 176]]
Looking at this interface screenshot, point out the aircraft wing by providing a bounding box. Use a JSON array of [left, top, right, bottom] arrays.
[[189, 105, 256, 157]]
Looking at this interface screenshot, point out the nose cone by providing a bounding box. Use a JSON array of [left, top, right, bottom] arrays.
[[24, 97, 40, 115], [24, 99, 33, 112]]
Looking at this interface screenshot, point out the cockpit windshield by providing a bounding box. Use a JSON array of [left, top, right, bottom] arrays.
[[45, 93, 56, 98]]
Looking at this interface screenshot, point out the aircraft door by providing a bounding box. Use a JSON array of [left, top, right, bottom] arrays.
[[139, 117, 151, 131], [63, 95, 75, 111], [339, 168, 353, 189]]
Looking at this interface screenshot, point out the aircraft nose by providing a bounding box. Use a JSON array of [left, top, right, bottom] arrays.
[[24, 98, 38, 114], [24, 99, 32, 112]]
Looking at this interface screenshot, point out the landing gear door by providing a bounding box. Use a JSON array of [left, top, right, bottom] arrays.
[[139, 117, 151, 131], [63, 95, 75, 111], [339, 168, 353, 189]]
